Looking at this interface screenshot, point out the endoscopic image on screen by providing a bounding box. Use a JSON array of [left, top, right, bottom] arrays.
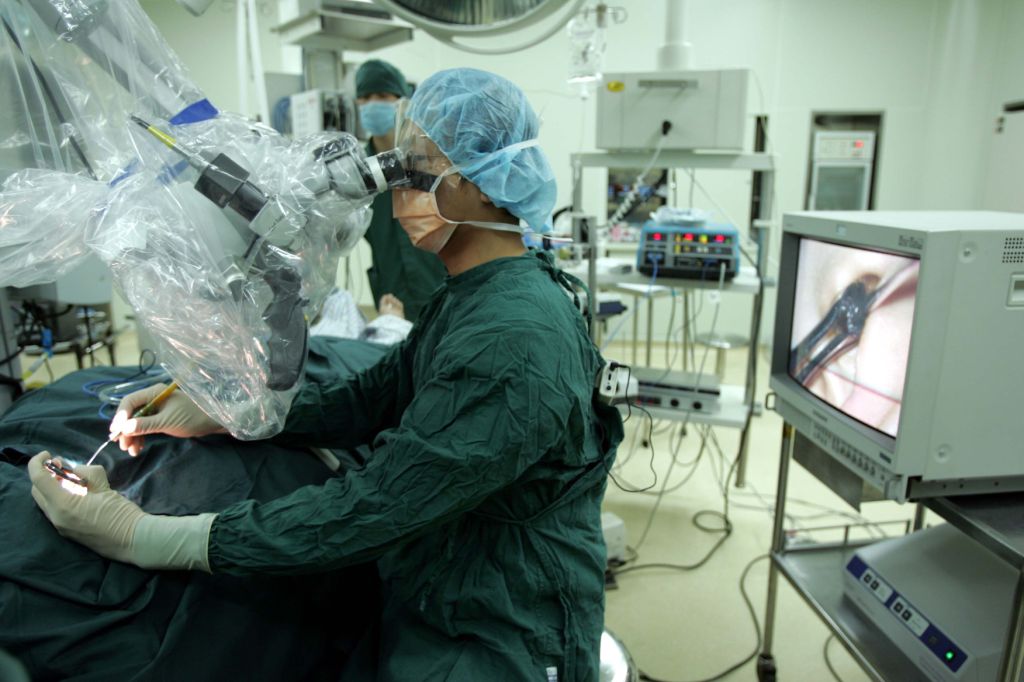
[[789, 239, 919, 437]]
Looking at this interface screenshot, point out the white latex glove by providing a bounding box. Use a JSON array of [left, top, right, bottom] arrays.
[[29, 452, 143, 564], [28, 452, 216, 571], [111, 383, 226, 457]]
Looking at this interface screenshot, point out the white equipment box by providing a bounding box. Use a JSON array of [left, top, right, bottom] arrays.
[[843, 524, 1016, 682], [630, 367, 721, 415], [596, 69, 750, 151], [602, 512, 627, 562]]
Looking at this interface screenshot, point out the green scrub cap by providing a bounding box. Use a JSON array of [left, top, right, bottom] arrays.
[[356, 60, 411, 99]]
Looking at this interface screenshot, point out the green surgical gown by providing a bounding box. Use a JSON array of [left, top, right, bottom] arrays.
[[208, 251, 624, 681], [362, 140, 448, 322]]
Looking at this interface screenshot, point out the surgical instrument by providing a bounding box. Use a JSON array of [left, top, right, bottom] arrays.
[[790, 263, 918, 385], [85, 382, 179, 465], [44, 458, 88, 496]]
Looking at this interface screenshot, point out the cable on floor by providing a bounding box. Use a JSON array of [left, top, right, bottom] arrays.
[[636, 554, 770, 682], [823, 635, 847, 682], [617, 435, 740, 564]]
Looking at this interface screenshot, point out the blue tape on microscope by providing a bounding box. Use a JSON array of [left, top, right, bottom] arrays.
[[170, 99, 218, 125]]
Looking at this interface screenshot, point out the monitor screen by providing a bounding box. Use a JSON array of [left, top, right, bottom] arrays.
[[788, 238, 920, 437]]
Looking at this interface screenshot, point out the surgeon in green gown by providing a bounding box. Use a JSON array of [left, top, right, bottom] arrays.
[[356, 59, 447, 323], [29, 68, 624, 682]]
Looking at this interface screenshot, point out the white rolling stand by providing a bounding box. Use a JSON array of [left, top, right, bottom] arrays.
[[570, 150, 775, 487]]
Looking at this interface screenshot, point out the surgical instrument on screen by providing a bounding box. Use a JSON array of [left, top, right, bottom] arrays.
[[790, 263, 918, 384], [85, 382, 179, 466]]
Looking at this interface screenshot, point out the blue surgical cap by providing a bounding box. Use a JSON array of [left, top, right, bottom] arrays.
[[407, 68, 556, 233]]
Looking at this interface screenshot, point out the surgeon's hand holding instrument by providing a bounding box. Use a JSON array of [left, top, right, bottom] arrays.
[[85, 382, 180, 465], [29, 453, 215, 571], [43, 458, 89, 496], [111, 382, 227, 458]]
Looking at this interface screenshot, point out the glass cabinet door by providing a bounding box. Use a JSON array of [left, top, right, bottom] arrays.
[[811, 164, 870, 210]]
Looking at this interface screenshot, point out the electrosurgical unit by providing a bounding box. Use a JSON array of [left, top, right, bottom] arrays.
[[637, 222, 740, 280]]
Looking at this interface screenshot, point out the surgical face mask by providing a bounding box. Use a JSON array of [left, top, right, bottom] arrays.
[[390, 135, 543, 253], [393, 186, 457, 254], [359, 101, 397, 137], [393, 163, 529, 254]]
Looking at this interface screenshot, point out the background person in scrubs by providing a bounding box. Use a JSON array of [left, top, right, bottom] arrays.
[[356, 59, 447, 324]]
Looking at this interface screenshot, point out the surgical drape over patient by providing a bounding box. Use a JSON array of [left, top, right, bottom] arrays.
[[0, 0, 378, 437]]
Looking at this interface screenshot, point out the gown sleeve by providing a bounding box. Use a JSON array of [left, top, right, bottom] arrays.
[[275, 339, 414, 449], [208, 323, 577, 575]]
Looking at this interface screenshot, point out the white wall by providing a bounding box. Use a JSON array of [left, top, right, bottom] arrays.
[[989, 0, 1024, 109], [139, 0, 285, 117], [140, 0, 1023, 345], [980, 0, 1024, 210]]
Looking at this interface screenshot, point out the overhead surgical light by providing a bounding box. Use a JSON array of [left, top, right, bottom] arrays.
[[176, 0, 217, 16], [372, 0, 585, 54]]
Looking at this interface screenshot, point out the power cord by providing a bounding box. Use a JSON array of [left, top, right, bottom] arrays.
[[699, 421, 890, 539], [595, 361, 660, 495], [662, 287, 678, 369], [604, 408, 767, 682], [635, 554, 770, 682], [604, 394, 660, 494], [612, 420, 703, 514], [617, 430, 741, 561], [622, 424, 709, 498], [609, 263, 726, 547], [823, 635, 846, 682], [600, 254, 663, 351], [600, 267, 765, 681], [617, 508, 731, 576], [607, 121, 672, 226], [651, 261, 725, 385], [664, 290, 705, 373]]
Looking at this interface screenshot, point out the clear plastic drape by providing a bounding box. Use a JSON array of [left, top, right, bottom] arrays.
[[0, 0, 373, 437]]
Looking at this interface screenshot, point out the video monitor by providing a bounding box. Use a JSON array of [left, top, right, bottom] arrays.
[[788, 238, 920, 438]]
